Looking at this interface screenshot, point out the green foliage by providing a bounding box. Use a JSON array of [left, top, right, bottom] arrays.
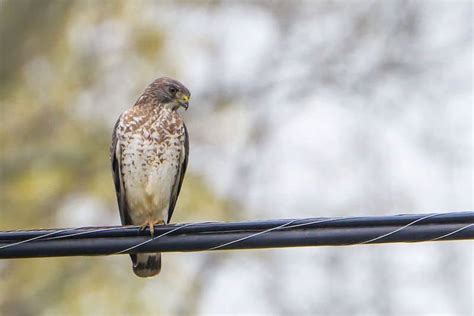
[[0, 1, 232, 314]]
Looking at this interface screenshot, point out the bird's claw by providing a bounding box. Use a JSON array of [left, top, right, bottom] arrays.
[[140, 220, 165, 238]]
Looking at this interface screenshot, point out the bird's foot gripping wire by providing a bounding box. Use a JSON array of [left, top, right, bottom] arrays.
[[139, 220, 165, 238]]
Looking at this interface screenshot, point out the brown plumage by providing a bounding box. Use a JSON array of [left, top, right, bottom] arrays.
[[110, 77, 190, 277]]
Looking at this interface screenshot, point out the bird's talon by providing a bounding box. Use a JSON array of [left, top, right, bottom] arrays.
[[140, 220, 166, 238]]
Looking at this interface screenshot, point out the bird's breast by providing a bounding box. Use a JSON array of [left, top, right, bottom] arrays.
[[118, 111, 184, 224]]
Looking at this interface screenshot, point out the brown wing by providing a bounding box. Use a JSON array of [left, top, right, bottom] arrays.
[[110, 116, 132, 225], [167, 124, 189, 223]]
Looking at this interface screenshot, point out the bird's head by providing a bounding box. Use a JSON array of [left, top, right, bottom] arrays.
[[143, 77, 191, 111]]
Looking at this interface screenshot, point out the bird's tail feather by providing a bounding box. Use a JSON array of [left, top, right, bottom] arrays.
[[130, 253, 161, 278]]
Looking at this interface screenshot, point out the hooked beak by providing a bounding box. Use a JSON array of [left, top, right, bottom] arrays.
[[178, 95, 189, 111]]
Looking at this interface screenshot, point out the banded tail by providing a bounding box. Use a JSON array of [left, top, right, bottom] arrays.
[[130, 253, 161, 278]]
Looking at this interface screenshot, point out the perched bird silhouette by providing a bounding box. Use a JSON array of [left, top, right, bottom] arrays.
[[110, 77, 189, 277]]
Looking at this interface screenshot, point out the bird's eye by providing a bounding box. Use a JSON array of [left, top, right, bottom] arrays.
[[169, 86, 177, 94]]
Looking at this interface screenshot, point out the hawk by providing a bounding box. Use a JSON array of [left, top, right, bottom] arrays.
[[110, 77, 190, 277]]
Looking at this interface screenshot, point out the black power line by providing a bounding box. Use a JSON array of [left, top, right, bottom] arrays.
[[0, 211, 473, 259]]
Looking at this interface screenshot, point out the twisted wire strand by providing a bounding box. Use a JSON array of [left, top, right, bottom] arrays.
[[430, 223, 474, 241], [115, 223, 197, 254], [0, 212, 472, 258], [356, 213, 439, 245], [0, 228, 73, 250], [208, 219, 300, 250]]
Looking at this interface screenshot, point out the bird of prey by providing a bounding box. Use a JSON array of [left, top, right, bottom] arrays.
[[110, 77, 190, 277]]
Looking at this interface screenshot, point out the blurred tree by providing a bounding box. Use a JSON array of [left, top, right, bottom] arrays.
[[0, 0, 471, 315], [0, 1, 234, 315]]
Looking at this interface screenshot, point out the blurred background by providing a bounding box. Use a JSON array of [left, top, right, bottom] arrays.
[[0, 0, 472, 315]]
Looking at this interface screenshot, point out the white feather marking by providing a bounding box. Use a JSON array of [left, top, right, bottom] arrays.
[[121, 135, 181, 225]]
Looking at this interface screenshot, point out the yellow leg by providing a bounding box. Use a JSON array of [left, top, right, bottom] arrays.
[[140, 220, 165, 238]]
